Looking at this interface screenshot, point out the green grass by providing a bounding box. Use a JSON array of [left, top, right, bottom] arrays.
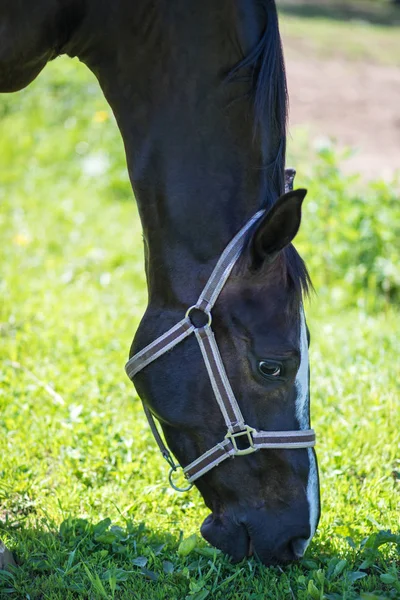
[[0, 58, 399, 599], [279, 13, 400, 66]]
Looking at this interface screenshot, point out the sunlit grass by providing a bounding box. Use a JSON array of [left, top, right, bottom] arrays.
[[279, 12, 400, 66], [0, 58, 399, 600]]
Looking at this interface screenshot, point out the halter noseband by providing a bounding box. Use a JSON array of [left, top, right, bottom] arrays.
[[125, 172, 316, 491]]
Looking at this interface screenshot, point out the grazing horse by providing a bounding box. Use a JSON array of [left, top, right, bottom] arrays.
[[0, 0, 320, 566]]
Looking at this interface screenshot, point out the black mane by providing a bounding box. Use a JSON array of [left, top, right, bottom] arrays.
[[232, 1, 311, 299], [283, 245, 312, 299], [229, 0, 288, 205]]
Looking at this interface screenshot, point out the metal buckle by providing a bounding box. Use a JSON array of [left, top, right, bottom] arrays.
[[225, 425, 257, 456], [185, 305, 212, 328], [168, 465, 193, 492], [162, 450, 193, 492]]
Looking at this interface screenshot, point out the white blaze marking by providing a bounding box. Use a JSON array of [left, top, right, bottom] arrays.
[[294, 307, 319, 555]]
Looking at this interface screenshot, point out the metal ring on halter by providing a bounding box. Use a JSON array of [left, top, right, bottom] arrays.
[[168, 466, 194, 492], [185, 305, 212, 328]]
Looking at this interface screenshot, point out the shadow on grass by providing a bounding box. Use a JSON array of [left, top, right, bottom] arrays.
[[2, 518, 398, 599], [278, 0, 400, 27], [0, 517, 182, 598]]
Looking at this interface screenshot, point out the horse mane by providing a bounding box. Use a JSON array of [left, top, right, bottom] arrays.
[[230, 0, 311, 299], [229, 0, 287, 203], [282, 245, 312, 299]]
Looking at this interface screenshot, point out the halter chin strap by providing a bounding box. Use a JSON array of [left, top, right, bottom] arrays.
[[125, 169, 315, 490]]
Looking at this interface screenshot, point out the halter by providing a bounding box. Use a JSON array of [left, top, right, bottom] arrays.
[[125, 169, 316, 491]]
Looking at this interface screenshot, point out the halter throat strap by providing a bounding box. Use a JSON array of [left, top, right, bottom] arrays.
[[125, 181, 316, 490]]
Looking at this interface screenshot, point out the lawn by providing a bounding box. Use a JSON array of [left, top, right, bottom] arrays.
[[278, 0, 400, 66], [0, 53, 399, 600]]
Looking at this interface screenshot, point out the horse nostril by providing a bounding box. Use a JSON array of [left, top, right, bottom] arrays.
[[291, 536, 310, 559]]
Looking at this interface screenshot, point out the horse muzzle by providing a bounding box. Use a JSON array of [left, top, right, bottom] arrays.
[[200, 504, 311, 565]]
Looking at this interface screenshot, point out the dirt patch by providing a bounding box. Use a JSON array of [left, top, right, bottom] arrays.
[[285, 54, 400, 178]]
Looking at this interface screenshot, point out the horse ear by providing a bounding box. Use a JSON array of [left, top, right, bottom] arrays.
[[250, 188, 307, 266]]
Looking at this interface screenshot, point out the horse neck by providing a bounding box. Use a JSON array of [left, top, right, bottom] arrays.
[[73, 0, 285, 307], [108, 96, 268, 308]]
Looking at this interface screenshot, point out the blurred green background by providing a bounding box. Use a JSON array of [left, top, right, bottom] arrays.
[[0, 2, 399, 599]]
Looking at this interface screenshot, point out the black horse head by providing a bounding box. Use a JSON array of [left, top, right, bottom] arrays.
[[132, 186, 319, 564], [0, 0, 320, 564]]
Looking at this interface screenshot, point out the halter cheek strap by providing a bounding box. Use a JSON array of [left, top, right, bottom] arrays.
[[125, 169, 316, 490]]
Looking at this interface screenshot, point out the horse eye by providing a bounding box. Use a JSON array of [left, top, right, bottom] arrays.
[[258, 361, 281, 378]]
